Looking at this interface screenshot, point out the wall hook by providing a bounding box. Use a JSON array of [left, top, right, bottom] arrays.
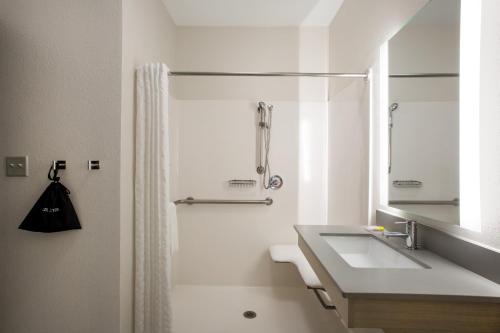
[[88, 160, 100, 170], [52, 160, 66, 170], [49, 160, 65, 182]]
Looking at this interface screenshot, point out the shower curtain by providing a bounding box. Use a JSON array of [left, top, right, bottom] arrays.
[[135, 63, 173, 333]]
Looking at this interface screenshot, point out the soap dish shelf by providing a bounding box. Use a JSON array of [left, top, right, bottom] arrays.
[[393, 180, 423, 188], [228, 179, 257, 188]]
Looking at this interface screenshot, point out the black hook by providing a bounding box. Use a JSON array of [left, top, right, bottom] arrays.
[[48, 165, 60, 182], [48, 160, 65, 182]]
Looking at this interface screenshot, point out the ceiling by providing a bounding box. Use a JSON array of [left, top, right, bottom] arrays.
[[162, 0, 345, 27]]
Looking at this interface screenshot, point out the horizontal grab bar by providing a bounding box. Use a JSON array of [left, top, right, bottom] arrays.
[[389, 198, 459, 206], [174, 197, 273, 206]]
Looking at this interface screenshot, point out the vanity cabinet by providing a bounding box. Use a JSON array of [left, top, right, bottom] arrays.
[[298, 234, 500, 333]]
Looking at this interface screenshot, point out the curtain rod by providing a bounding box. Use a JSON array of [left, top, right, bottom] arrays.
[[167, 72, 458, 79], [168, 71, 368, 78], [390, 73, 459, 78]]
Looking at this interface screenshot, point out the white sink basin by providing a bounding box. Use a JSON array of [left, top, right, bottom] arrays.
[[321, 234, 425, 269]]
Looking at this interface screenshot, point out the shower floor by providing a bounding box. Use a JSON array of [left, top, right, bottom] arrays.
[[172, 285, 381, 333]]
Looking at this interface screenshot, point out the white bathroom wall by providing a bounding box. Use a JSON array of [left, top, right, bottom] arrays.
[[298, 28, 330, 226], [298, 102, 329, 226], [327, 80, 371, 226], [174, 27, 329, 101], [327, 0, 428, 226], [0, 1, 122, 332], [174, 100, 302, 286], [121, 0, 177, 332], [171, 27, 329, 287]]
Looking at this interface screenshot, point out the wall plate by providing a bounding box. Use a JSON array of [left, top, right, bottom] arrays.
[[6, 156, 29, 177]]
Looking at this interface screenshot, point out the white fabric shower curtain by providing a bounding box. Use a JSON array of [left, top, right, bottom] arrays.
[[135, 63, 173, 333]]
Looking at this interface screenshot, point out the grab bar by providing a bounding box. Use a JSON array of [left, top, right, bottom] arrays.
[[392, 180, 423, 188], [308, 287, 336, 310], [174, 197, 273, 206], [389, 198, 459, 206]]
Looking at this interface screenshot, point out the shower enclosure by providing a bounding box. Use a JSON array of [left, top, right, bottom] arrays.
[[169, 59, 344, 332]]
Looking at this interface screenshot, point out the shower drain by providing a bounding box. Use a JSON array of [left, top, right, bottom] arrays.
[[243, 310, 257, 319]]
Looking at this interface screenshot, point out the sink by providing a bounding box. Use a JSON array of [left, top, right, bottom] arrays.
[[321, 234, 425, 269]]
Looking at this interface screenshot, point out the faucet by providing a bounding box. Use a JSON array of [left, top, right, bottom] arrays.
[[383, 220, 418, 250]]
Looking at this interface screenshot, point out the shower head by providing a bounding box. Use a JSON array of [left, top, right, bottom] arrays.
[[258, 101, 266, 112], [389, 103, 399, 112]]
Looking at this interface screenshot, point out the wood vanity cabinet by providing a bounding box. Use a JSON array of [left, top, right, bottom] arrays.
[[298, 237, 500, 333]]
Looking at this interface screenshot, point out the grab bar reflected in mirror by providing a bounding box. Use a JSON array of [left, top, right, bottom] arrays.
[[389, 198, 459, 206]]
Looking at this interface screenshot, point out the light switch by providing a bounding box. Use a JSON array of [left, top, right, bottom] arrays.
[[6, 156, 29, 177]]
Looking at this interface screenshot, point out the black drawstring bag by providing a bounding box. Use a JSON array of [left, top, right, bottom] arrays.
[[19, 165, 81, 233]]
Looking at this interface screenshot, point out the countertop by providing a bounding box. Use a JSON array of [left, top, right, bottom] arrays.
[[295, 225, 500, 302]]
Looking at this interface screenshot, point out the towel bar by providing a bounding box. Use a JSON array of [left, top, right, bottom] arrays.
[[174, 197, 273, 206]]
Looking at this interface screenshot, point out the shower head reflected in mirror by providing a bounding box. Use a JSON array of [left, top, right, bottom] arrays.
[[388, 102, 399, 174]]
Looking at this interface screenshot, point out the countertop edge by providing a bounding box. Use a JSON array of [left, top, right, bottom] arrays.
[[294, 224, 500, 303]]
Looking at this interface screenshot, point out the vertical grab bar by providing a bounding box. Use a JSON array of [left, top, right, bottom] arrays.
[[256, 102, 265, 175]]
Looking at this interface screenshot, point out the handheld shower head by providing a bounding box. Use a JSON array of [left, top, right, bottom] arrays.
[[258, 101, 266, 112], [390, 103, 399, 112]]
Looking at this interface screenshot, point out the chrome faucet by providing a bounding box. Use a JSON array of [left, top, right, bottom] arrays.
[[384, 220, 418, 250]]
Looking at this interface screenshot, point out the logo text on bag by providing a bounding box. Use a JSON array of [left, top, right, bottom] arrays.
[[41, 208, 60, 213]]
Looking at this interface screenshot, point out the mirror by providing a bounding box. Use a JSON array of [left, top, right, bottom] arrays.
[[387, 0, 461, 226]]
